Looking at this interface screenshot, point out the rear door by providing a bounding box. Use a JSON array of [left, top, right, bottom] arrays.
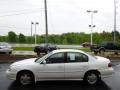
[[65, 52, 89, 79]]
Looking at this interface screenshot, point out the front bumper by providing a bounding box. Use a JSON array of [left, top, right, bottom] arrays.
[[6, 69, 16, 80]]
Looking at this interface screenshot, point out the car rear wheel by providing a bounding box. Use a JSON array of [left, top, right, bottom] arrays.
[[17, 71, 35, 85], [114, 52, 118, 55], [84, 72, 100, 85], [99, 49, 105, 55], [37, 52, 40, 56]]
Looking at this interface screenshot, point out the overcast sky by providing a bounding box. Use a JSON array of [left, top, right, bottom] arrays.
[[0, 0, 120, 35]]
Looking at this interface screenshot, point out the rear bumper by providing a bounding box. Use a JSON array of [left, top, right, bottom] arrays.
[[100, 67, 114, 78]]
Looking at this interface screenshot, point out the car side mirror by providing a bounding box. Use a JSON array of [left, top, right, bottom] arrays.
[[42, 60, 46, 64]]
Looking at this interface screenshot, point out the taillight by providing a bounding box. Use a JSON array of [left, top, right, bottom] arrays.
[[108, 63, 112, 67]]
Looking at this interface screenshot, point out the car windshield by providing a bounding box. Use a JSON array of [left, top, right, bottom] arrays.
[[35, 52, 53, 63]]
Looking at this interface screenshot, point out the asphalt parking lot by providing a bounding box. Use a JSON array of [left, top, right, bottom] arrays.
[[0, 60, 120, 90]]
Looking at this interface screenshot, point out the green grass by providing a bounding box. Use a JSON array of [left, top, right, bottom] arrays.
[[13, 46, 91, 52], [13, 47, 34, 51]]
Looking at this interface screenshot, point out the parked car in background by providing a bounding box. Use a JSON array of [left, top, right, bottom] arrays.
[[6, 49, 114, 85], [91, 42, 120, 55], [0, 42, 13, 54], [82, 42, 91, 48], [34, 43, 58, 55]]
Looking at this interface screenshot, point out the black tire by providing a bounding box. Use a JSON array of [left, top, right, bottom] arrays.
[[84, 71, 100, 85], [47, 50, 50, 53], [99, 49, 105, 55], [114, 52, 118, 55], [17, 71, 35, 85], [9, 51, 12, 55], [94, 51, 98, 55], [6, 51, 12, 55], [37, 52, 40, 56]]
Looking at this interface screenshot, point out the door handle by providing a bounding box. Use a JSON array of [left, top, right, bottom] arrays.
[[58, 66, 63, 68], [82, 65, 87, 68]]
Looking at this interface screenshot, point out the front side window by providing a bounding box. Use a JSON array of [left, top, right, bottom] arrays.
[[46, 52, 64, 64], [67, 52, 88, 63]]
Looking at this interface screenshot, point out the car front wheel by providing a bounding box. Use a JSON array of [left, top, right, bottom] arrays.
[[6, 51, 12, 55], [94, 51, 98, 55], [17, 71, 35, 85], [84, 71, 100, 85]]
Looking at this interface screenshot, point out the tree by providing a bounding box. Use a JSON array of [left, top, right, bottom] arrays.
[[62, 38, 67, 44], [0, 36, 7, 42], [18, 33, 26, 43], [5, 31, 119, 44], [111, 30, 119, 37], [8, 31, 17, 43], [111, 30, 120, 42]]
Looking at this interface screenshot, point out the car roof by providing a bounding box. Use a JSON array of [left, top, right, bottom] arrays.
[[52, 49, 86, 54]]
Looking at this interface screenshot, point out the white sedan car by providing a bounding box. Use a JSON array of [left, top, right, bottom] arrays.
[[6, 49, 114, 85]]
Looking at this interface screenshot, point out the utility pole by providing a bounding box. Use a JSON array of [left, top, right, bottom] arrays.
[[44, 0, 48, 45], [35, 22, 39, 45], [31, 22, 34, 44], [87, 10, 98, 45], [114, 0, 117, 43]]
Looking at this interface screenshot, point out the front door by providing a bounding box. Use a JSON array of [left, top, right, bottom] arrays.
[[36, 52, 65, 80]]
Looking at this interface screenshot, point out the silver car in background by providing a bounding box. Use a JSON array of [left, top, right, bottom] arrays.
[[0, 42, 13, 54]]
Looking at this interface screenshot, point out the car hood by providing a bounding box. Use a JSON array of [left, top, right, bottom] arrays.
[[11, 58, 37, 66]]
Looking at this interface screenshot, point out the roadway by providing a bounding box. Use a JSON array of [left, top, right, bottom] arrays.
[[0, 60, 120, 90]]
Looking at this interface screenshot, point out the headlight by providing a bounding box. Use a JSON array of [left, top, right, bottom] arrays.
[[8, 66, 12, 71]]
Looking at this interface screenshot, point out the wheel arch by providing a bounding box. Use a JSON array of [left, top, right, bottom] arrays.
[[16, 70, 35, 81], [83, 69, 101, 79], [99, 47, 105, 52]]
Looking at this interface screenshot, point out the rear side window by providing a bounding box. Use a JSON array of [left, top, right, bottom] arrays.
[[67, 52, 88, 63]]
